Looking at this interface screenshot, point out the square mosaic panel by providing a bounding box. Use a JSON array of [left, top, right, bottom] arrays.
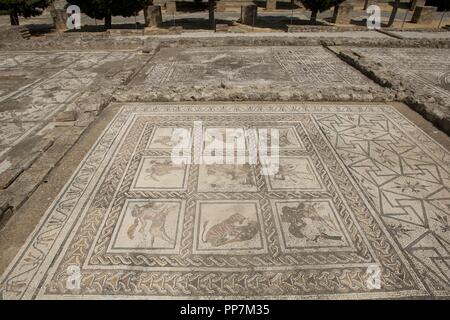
[[1, 103, 449, 299], [134, 46, 377, 89]]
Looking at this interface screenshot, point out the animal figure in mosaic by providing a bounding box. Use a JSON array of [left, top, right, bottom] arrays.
[[127, 202, 175, 247], [206, 164, 254, 187], [202, 213, 259, 247], [280, 203, 342, 242], [144, 160, 183, 182], [274, 163, 314, 182], [152, 129, 184, 147]]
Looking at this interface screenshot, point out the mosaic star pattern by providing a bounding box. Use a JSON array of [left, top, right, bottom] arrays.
[[0, 104, 448, 299]]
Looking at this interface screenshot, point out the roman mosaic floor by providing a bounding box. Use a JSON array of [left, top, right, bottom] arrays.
[[0, 43, 449, 299], [0, 51, 141, 157], [1, 103, 448, 299], [350, 47, 450, 101], [132, 46, 377, 89]]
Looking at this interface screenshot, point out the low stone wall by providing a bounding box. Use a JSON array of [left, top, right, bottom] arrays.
[[113, 82, 394, 104]]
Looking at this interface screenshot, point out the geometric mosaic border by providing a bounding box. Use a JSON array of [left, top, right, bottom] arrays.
[[2, 103, 448, 299]]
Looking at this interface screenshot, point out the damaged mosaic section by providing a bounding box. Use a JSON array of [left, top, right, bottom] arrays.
[[0, 51, 140, 158], [134, 46, 377, 89], [350, 47, 450, 100]]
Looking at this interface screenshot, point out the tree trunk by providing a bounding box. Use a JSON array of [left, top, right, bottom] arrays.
[[10, 12, 19, 26], [387, 0, 400, 27], [310, 9, 318, 24], [209, 0, 215, 29], [104, 14, 112, 29], [363, 0, 370, 10]]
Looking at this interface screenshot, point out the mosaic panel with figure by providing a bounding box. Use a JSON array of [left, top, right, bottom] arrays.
[[2, 104, 448, 299]]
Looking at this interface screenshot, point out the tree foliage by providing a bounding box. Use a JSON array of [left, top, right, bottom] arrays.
[[66, 0, 151, 28], [299, 0, 345, 23], [0, 0, 51, 25], [426, 0, 450, 11]]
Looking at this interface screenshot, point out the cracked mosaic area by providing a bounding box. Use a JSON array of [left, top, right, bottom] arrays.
[[1, 104, 448, 299], [350, 48, 450, 100], [0, 51, 138, 157], [133, 46, 377, 89]]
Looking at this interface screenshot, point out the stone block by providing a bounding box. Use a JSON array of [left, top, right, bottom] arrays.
[[166, 2, 177, 15], [144, 5, 163, 28], [215, 24, 229, 32], [240, 5, 257, 26], [266, 0, 276, 10], [332, 4, 353, 25], [55, 109, 77, 122], [411, 6, 437, 24], [169, 26, 183, 34]]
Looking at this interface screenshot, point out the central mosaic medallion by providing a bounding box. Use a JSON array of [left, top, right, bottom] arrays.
[[2, 103, 443, 299]]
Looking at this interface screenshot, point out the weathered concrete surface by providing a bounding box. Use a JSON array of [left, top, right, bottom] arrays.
[[0, 102, 448, 299]]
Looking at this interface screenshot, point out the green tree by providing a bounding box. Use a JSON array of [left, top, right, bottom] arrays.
[[425, 0, 450, 11], [0, 0, 52, 25], [66, 0, 151, 29], [300, 0, 345, 24]]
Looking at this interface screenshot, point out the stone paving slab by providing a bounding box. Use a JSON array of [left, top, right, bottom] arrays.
[[0, 103, 448, 299]]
